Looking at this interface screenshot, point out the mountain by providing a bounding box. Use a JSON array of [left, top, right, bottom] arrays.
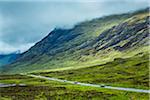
[[2, 8, 149, 74], [0, 53, 20, 67]]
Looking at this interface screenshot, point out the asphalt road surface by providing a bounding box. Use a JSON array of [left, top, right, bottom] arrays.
[[27, 74, 150, 93]]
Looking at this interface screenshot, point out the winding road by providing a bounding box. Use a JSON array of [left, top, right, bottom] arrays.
[[27, 74, 150, 93]]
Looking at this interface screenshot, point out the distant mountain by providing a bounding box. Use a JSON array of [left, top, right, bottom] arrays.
[[0, 53, 20, 67], [2, 8, 149, 74]]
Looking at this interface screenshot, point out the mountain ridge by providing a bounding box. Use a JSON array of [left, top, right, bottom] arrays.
[[1, 8, 149, 74]]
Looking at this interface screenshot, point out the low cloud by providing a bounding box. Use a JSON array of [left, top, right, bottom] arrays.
[[0, 41, 34, 54]]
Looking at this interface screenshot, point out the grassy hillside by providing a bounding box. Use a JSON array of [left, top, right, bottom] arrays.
[[1, 8, 149, 74]]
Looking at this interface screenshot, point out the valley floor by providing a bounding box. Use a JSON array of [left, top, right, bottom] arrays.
[[0, 53, 149, 100], [35, 53, 149, 90], [0, 74, 149, 100]]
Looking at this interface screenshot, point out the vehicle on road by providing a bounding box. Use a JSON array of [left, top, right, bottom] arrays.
[[74, 82, 78, 84], [63, 80, 67, 82], [100, 84, 105, 87]]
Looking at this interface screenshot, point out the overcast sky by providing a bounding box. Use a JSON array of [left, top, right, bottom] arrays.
[[0, 0, 148, 54]]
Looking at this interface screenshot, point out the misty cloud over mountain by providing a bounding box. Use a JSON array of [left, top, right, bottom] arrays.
[[0, 0, 148, 54]]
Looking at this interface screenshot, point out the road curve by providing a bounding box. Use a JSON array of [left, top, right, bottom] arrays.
[[27, 74, 150, 93]]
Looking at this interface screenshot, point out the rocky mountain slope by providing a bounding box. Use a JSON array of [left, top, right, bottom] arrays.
[[2, 8, 149, 74]]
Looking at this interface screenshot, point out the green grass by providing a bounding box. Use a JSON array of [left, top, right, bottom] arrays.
[[0, 74, 149, 100], [35, 51, 149, 90], [1, 46, 148, 100], [16, 46, 148, 75], [1, 48, 149, 99]]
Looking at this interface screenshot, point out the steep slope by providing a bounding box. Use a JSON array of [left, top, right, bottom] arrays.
[[2, 8, 149, 74]]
